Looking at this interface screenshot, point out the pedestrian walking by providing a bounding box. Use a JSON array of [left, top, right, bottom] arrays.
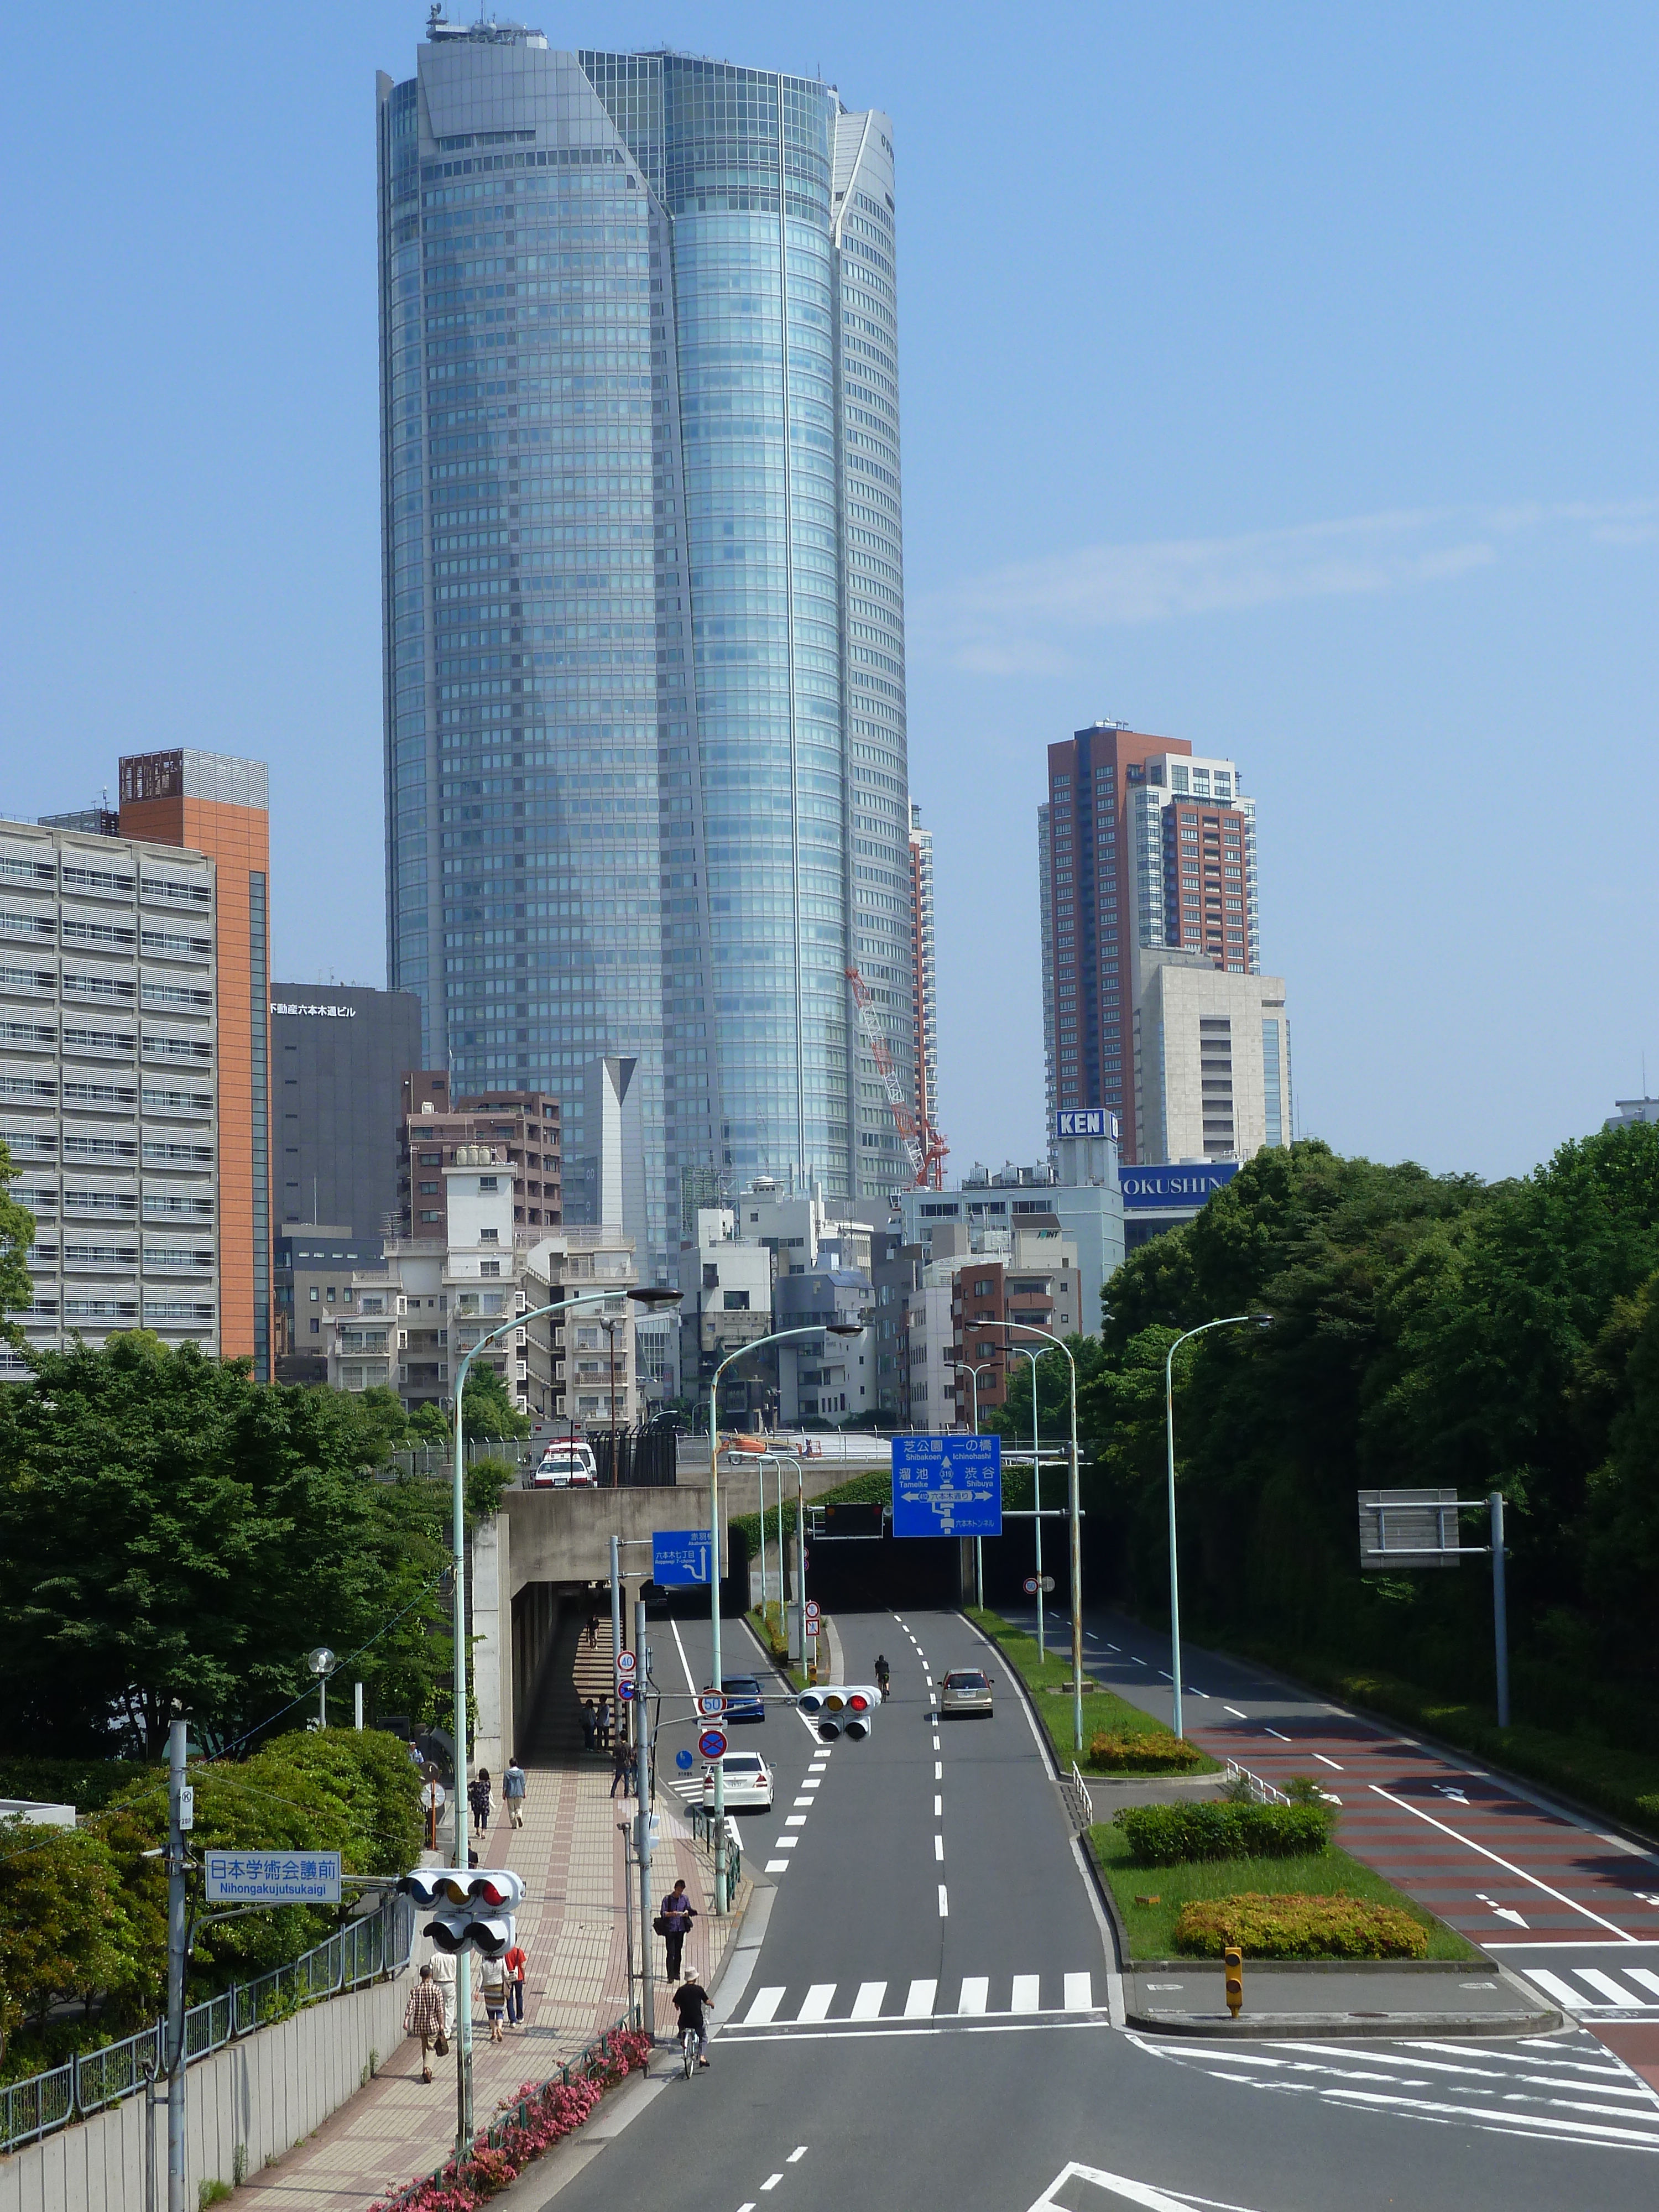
[[504, 1936, 528, 2027], [480, 1953, 508, 2043], [609, 1739, 633, 1797], [597, 1697, 613, 1750], [404, 1965, 447, 2083], [427, 1948, 457, 2041], [468, 1767, 492, 1837], [658, 1877, 697, 1981], [581, 1698, 598, 1752], [586, 1613, 600, 1648], [503, 1755, 527, 1830]]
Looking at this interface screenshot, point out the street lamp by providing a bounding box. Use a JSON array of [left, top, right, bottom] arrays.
[[948, 1357, 1000, 1610], [1164, 1313, 1273, 1739], [1007, 1343, 1050, 1657], [707, 1319, 864, 1913], [306, 1646, 336, 1730], [983, 1318, 1086, 1757]]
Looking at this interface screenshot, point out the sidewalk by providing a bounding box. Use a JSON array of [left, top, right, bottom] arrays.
[[236, 1751, 745, 2207]]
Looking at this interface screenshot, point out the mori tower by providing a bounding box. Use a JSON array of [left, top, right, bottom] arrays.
[[377, 17, 914, 1276]]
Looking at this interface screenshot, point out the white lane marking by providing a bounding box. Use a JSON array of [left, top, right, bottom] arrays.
[[934, 1762, 942, 1781], [745, 1986, 786, 2024], [1477, 1891, 1528, 1927], [1629, 1968, 1659, 1999], [797, 1984, 836, 2022], [932, 1735, 941, 1751], [1578, 1966, 1659, 2008], [1086, 1631, 1099, 1641], [935, 1794, 943, 1815], [1064, 1973, 1094, 2011], [1133, 1657, 1149, 1667], [1225, 1705, 1248, 1718], [1313, 1754, 1343, 1771], [935, 1834, 945, 1861], [787, 2147, 808, 2164], [792, 1794, 815, 1807], [1156, 1670, 1172, 1681], [1011, 1974, 1042, 2013], [905, 1978, 937, 2017], [739, 2203, 756, 2211], [773, 1836, 799, 1850], [1025, 2164, 1233, 2212], [850, 1981, 886, 2020], [1186, 1688, 1210, 1699], [1106, 1642, 1120, 1651], [760, 2177, 784, 2194], [1368, 1783, 1640, 1939], [958, 1977, 989, 2015], [1264, 1726, 1292, 1741], [799, 1782, 821, 1793], [938, 1884, 949, 1917], [785, 1815, 807, 1828], [764, 1860, 790, 1874], [1319, 2086, 1659, 2145]]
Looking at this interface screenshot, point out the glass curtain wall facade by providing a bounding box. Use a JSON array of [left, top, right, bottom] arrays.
[[378, 20, 912, 1282]]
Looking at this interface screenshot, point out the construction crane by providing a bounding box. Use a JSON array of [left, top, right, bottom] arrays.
[[845, 965, 949, 1191]]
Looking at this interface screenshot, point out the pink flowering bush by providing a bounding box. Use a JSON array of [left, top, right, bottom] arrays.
[[372, 2028, 655, 2209]]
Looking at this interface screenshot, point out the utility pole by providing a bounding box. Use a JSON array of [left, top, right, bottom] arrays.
[[634, 1598, 655, 2041], [164, 1719, 188, 2212]]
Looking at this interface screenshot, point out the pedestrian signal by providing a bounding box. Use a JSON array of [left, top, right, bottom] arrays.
[[400, 1867, 525, 1959], [796, 1685, 879, 1741]]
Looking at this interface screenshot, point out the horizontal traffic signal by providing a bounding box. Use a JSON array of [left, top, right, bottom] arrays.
[[797, 1686, 879, 1741], [400, 1867, 525, 1958]]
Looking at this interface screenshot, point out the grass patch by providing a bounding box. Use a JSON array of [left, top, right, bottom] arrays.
[[967, 1609, 1220, 1774], [1088, 1819, 1478, 1961], [746, 1603, 789, 1663]]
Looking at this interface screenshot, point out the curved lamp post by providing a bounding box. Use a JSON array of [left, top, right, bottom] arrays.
[[1164, 1313, 1273, 1739], [949, 1357, 1000, 1609], [983, 1319, 1084, 1756], [306, 1645, 336, 1730], [707, 1321, 864, 1913]]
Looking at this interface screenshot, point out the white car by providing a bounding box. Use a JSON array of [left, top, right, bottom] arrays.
[[702, 1752, 774, 1813], [531, 1442, 597, 1488]]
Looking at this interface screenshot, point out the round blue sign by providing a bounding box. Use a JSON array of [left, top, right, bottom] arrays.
[[675, 1748, 693, 1771]]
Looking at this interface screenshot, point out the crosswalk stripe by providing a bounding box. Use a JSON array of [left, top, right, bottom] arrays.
[[1629, 1968, 1659, 2001], [1577, 1966, 1659, 2008], [746, 1987, 786, 2025], [1011, 1975, 1041, 2014], [904, 1978, 937, 2018], [850, 1981, 886, 2020], [1064, 1973, 1094, 2012], [1525, 1968, 1593, 2011], [797, 1984, 836, 2023], [957, 1977, 988, 2016]]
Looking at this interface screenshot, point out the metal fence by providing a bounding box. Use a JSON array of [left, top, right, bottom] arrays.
[[385, 1437, 534, 1480], [0, 1896, 414, 2155], [1062, 1760, 1094, 1835], [1224, 1757, 1291, 1808]]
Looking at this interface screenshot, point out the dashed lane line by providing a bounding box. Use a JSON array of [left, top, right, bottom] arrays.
[[1368, 1782, 1641, 1940]]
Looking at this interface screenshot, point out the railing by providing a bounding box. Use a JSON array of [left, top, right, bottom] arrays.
[[1061, 1759, 1094, 1835], [385, 1437, 535, 1479], [0, 1897, 414, 2154], [1224, 1757, 1291, 1807], [686, 1806, 743, 1893]]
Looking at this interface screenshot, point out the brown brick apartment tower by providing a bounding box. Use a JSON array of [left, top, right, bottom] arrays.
[[121, 750, 273, 1378]]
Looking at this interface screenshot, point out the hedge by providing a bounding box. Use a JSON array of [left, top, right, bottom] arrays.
[[1087, 1730, 1204, 1775], [1113, 1800, 1334, 1865], [1171, 1892, 1430, 1959]]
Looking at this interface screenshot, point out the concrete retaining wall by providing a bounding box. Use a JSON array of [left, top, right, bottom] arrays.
[[0, 1966, 410, 2212]]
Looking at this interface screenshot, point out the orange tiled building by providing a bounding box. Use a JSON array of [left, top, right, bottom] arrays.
[[119, 750, 272, 1378]]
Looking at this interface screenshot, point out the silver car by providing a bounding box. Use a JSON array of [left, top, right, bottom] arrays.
[[939, 1667, 994, 1718]]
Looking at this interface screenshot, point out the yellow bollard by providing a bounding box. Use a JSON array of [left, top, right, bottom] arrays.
[[1224, 1944, 1244, 2019]]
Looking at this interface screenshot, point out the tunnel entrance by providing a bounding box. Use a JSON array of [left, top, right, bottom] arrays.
[[803, 1528, 966, 1612]]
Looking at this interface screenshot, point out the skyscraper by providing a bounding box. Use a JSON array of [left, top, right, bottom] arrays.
[[378, 18, 913, 1281], [1040, 722, 1262, 1166], [907, 801, 937, 1174]]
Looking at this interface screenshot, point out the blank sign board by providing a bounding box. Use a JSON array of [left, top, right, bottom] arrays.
[[1357, 1488, 1461, 1571]]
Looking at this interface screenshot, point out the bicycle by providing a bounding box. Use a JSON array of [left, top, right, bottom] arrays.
[[681, 2025, 696, 2079]]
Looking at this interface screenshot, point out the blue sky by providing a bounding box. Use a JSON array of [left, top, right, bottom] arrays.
[[3, 4, 1655, 1182]]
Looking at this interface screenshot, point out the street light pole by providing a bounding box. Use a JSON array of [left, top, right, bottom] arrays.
[[951, 1357, 998, 1610], [1008, 1344, 1046, 1657], [1164, 1313, 1272, 1740], [708, 1325, 861, 1911], [986, 1320, 1083, 1756]]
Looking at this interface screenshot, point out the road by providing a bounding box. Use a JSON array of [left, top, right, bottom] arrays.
[[521, 1603, 1659, 2210], [1005, 1598, 1659, 2027]]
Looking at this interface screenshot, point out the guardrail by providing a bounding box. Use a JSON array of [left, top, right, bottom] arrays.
[[1224, 1757, 1291, 1807], [687, 1805, 743, 1891], [1061, 1760, 1094, 1835], [0, 1897, 413, 2155]]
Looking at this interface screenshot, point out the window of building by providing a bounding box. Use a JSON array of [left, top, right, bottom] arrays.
[[309, 1318, 320, 1334], [722, 1289, 750, 1311], [481, 1260, 501, 1277], [478, 1175, 499, 1191], [479, 1227, 499, 1243]]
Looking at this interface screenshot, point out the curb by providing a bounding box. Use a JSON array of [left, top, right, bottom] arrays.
[[1124, 2005, 1563, 2041]]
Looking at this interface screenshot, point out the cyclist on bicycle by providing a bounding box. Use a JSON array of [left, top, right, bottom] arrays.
[[874, 1653, 891, 1700], [674, 1976, 712, 2068]]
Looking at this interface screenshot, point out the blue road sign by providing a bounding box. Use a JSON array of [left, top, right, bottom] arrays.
[[618, 1679, 636, 1701], [891, 1434, 1002, 1539], [653, 1528, 713, 1585], [675, 1748, 693, 1771]]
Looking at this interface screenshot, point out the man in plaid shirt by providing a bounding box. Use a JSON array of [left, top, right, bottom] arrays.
[[404, 1965, 447, 2083]]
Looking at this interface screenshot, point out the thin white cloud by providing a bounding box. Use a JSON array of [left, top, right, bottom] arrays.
[[913, 498, 1659, 673]]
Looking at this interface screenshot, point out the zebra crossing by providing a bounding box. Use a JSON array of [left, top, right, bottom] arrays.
[[722, 1971, 1106, 2035], [1507, 1954, 1659, 2018], [1135, 2029, 1659, 2154]]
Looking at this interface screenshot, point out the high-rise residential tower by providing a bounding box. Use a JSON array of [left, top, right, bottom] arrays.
[[378, 18, 914, 1281], [907, 801, 937, 1172], [1040, 721, 1264, 1166]]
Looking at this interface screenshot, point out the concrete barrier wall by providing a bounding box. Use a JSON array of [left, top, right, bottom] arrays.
[[0, 1966, 410, 2212]]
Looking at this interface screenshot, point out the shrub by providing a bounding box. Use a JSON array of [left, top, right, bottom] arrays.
[[1171, 1892, 1430, 1959], [1113, 1800, 1334, 1865], [1086, 1730, 1203, 1774]]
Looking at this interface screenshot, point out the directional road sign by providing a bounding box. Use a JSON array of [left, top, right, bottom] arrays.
[[205, 1849, 342, 1906], [675, 1748, 693, 1771], [696, 1692, 727, 1718], [891, 1434, 1002, 1538], [614, 1649, 637, 1675], [652, 1528, 713, 1585], [1023, 1574, 1057, 1594], [698, 1728, 728, 1761]]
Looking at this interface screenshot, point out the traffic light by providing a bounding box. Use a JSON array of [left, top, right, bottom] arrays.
[[797, 1686, 880, 1741], [400, 1867, 525, 1959], [1224, 1944, 1243, 2019]]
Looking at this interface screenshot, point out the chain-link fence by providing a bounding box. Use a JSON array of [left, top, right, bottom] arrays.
[[0, 1895, 414, 2154]]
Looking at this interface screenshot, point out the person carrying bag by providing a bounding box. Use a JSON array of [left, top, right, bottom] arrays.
[[404, 1966, 447, 2083]]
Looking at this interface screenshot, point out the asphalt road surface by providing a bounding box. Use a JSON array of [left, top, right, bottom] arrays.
[[545, 1604, 1659, 2211]]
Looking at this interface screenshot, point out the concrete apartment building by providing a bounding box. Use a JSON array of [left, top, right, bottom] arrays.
[[1040, 722, 1269, 1167], [900, 1224, 1081, 1432], [398, 1089, 562, 1239], [1135, 959, 1292, 1164], [1, 817, 221, 1377], [118, 750, 273, 1376], [523, 1229, 641, 1431]]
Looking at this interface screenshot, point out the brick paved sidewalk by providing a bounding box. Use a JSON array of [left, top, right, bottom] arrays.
[[236, 1756, 745, 2209]]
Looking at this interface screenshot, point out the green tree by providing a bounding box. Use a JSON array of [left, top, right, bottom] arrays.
[[0, 1822, 141, 2062], [0, 1139, 38, 1353], [461, 1361, 530, 1441]]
